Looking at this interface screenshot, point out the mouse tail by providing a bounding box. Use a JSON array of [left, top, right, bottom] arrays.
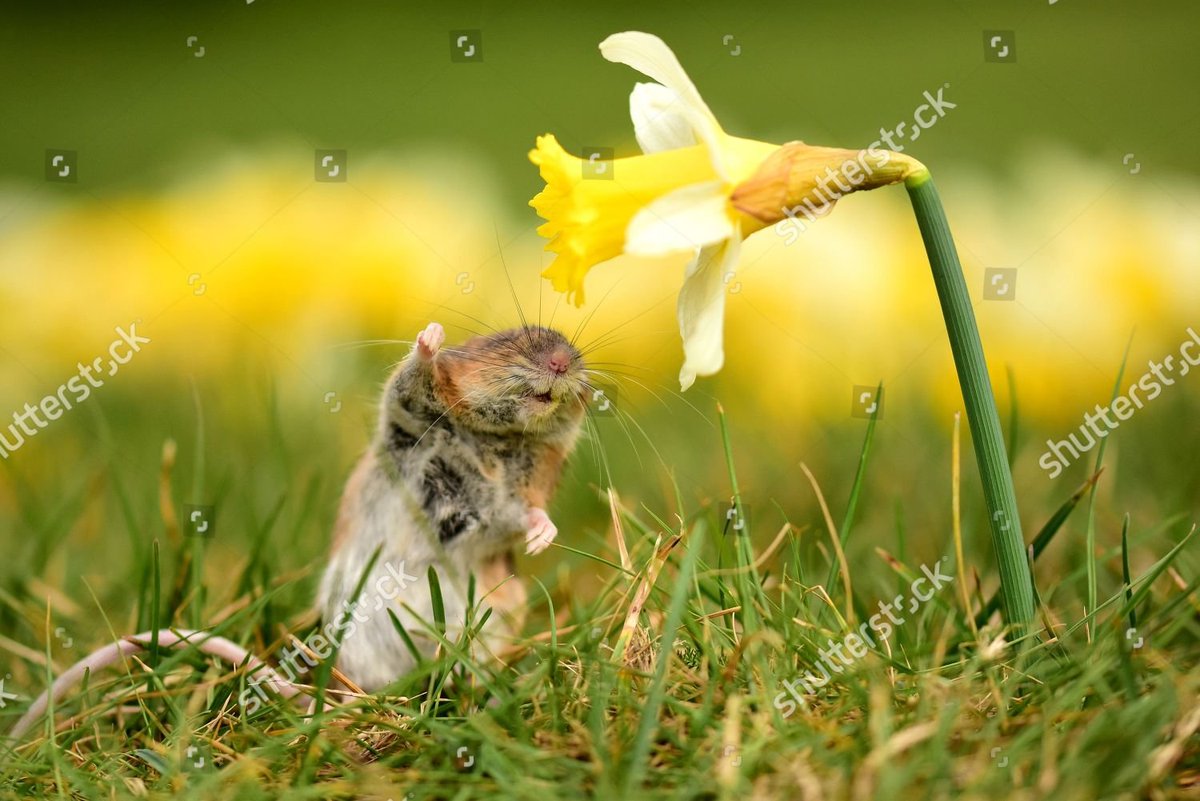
[[7, 629, 305, 742]]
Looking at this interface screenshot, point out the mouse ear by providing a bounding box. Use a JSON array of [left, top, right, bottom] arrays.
[[416, 323, 445, 360]]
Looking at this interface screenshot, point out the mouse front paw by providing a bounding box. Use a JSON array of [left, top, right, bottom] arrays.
[[416, 322, 445, 360], [524, 507, 558, 555]]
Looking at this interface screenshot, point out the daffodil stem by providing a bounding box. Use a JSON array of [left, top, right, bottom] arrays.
[[905, 171, 1036, 633]]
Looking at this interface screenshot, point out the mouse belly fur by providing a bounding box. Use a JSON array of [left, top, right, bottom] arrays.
[[317, 450, 527, 692]]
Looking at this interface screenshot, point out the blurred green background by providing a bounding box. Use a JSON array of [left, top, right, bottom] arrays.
[[2, 0, 1199, 190], [1, 0, 1198, 685]]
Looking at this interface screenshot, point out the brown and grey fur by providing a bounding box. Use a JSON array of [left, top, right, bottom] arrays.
[[317, 322, 586, 691]]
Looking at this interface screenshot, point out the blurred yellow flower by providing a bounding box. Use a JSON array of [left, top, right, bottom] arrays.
[[529, 31, 920, 389], [0, 142, 1192, 472]]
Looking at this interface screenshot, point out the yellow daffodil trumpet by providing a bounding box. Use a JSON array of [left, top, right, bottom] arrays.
[[528, 31, 1036, 634]]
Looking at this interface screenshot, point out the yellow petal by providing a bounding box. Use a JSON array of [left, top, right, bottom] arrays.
[[529, 134, 721, 305], [529, 133, 778, 305]]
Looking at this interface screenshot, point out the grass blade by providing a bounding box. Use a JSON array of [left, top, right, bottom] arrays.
[[622, 525, 704, 794], [1122, 514, 1135, 632], [427, 566, 446, 635], [822, 382, 880, 599], [1086, 333, 1134, 637], [974, 470, 1102, 627]]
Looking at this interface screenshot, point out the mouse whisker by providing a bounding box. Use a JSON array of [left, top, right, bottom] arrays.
[[575, 328, 675, 360], [333, 338, 417, 351], [567, 279, 627, 349], [572, 284, 675, 354], [422, 305, 504, 340]]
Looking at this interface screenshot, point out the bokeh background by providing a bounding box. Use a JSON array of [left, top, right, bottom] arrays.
[[1, 1, 1198, 681]]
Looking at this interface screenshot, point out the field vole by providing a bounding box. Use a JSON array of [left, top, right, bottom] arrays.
[[317, 322, 588, 690]]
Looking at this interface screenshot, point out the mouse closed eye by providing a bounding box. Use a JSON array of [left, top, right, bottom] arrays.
[[317, 321, 589, 692]]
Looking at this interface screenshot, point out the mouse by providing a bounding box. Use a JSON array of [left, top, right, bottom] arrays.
[[7, 322, 588, 740], [317, 321, 588, 691]]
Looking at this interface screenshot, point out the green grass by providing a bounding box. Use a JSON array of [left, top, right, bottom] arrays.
[[1, 396, 1198, 801]]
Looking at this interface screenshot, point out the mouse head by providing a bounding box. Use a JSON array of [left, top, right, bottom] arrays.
[[437, 325, 587, 435]]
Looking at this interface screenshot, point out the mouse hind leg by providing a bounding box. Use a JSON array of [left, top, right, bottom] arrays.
[[475, 551, 527, 645]]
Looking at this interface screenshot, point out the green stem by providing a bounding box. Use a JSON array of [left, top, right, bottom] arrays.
[[905, 170, 1036, 632]]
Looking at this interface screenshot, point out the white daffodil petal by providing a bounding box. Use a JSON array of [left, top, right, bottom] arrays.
[[625, 181, 735, 257], [600, 31, 727, 178], [629, 82, 697, 154], [677, 235, 740, 391]]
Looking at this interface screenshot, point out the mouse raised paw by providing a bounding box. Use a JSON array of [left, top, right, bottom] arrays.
[[524, 507, 558, 555]]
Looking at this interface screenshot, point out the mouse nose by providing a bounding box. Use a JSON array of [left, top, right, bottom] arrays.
[[547, 350, 571, 375]]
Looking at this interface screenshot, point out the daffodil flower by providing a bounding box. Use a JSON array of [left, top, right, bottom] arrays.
[[530, 31, 1038, 634], [529, 31, 922, 389]]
